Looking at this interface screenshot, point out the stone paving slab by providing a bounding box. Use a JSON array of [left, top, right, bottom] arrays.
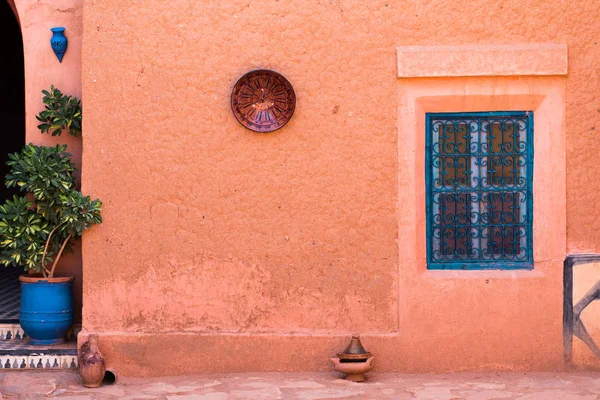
[[1, 371, 600, 399]]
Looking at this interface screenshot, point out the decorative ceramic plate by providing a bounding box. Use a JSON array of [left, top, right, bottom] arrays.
[[231, 69, 296, 132]]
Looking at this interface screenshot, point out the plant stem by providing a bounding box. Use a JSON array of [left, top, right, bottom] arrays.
[[42, 222, 65, 272], [49, 233, 72, 278]]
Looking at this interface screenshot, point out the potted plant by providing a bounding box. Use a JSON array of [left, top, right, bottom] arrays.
[[35, 85, 82, 137], [0, 87, 100, 345]]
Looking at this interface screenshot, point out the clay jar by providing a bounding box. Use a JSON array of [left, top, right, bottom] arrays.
[[79, 334, 106, 388]]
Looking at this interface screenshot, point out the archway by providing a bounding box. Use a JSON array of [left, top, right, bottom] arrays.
[[0, 0, 25, 323]]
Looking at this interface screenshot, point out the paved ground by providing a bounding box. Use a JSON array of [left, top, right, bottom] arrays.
[[1, 371, 600, 399]]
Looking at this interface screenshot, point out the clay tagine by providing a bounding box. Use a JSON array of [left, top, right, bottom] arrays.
[[331, 335, 374, 382]]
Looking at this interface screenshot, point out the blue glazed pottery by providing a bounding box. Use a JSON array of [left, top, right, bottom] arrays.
[[50, 27, 68, 63], [19, 275, 73, 345]]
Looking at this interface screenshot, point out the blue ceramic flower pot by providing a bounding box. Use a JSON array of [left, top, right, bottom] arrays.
[[50, 27, 68, 63], [19, 275, 73, 345]]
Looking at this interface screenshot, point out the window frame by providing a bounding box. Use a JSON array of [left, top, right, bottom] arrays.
[[425, 111, 534, 270]]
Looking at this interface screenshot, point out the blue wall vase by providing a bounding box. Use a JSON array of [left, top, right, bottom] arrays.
[[50, 27, 68, 63]]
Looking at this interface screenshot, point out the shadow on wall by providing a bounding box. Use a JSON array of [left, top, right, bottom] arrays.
[[0, 0, 25, 203], [564, 254, 600, 369]]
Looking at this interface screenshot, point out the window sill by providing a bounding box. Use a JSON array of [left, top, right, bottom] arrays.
[[428, 262, 533, 271], [421, 267, 544, 280]]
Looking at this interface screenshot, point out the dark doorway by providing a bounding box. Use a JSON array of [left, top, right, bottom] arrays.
[[0, 0, 25, 323]]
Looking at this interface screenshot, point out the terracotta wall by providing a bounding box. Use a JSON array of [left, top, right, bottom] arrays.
[[12, 0, 83, 321], [80, 0, 600, 375]]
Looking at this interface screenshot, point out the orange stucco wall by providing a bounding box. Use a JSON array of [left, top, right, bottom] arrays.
[[78, 0, 600, 376], [11, 0, 83, 321]]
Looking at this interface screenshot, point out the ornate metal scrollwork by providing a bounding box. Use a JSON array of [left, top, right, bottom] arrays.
[[426, 112, 533, 269]]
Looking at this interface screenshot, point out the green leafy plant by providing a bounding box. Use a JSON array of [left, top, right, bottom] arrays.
[[0, 144, 102, 277], [36, 86, 82, 137]]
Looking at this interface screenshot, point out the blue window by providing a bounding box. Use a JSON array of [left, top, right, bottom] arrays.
[[425, 112, 534, 270]]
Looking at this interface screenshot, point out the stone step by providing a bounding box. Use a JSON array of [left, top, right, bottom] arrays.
[[0, 323, 79, 370]]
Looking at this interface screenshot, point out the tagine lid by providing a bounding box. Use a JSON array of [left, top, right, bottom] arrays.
[[337, 335, 372, 360]]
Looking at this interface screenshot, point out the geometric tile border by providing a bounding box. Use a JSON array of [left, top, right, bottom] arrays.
[[0, 354, 77, 369], [0, 323, 80, 369], [0, 324, 25, 341], [0, 323, 81, 342]]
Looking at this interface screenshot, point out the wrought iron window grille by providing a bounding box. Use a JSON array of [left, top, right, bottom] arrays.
[[425, 111, 534, 270]]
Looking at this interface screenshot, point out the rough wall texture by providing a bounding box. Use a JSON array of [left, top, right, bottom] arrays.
[[82, 0, 399, 335], [80, 0, 600, 375], [12, 0, 83, 321]]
